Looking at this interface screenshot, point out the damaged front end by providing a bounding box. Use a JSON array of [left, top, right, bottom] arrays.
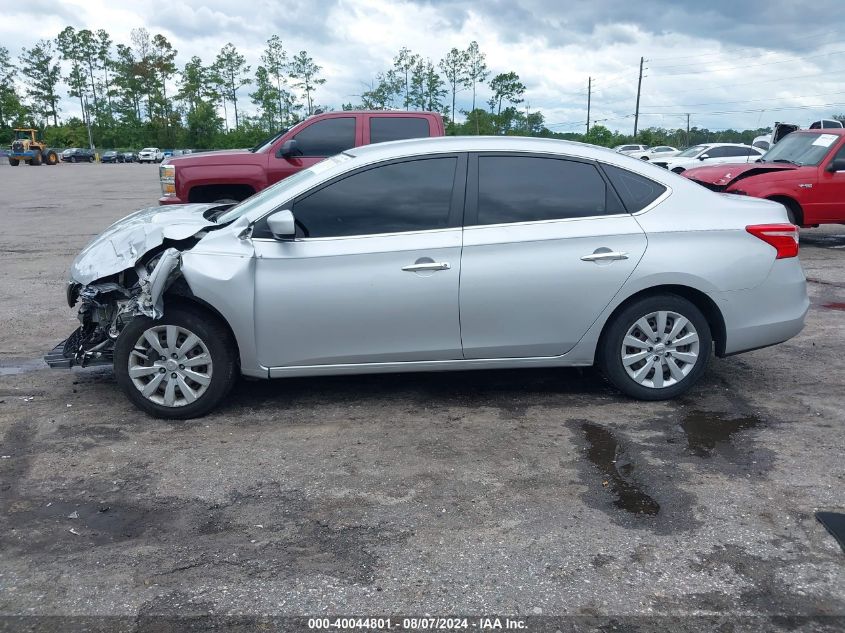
[[45, 247, 183, 369]]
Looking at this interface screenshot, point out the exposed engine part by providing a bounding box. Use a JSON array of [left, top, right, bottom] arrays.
[[58, 248, 183, 367]]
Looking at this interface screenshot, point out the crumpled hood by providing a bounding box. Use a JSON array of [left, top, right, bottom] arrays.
[[70, 203, 219, 285], [683, 162, 797, 187]]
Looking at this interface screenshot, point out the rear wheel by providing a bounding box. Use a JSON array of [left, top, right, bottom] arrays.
[[114, 305, 238, 419], [71, 156, 77, 163], [88, 155, 94, 163], [44, 151, 58, 165], [31, 152, 42, 166], [598, 294, 712, 400], [8, 158, 19, 166]]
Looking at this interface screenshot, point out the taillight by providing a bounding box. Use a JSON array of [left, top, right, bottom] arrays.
[[746, 224, 799, 259]]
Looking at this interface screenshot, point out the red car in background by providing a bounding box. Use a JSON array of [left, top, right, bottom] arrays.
[[682, 128, 845, 226]]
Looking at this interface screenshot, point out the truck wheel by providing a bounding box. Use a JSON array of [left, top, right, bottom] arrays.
[[113, 305, 238, 419], [88, 155, 94, 163], [31, 152, 43, 166], [8, 158, 19, 166], [71, 156, 77, 163], [44, 151, 58, 165]]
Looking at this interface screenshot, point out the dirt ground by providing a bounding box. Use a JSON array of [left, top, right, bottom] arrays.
[[0, 162, 843, 632]]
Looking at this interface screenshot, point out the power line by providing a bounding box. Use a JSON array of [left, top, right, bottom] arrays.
[[650, 49, 845, 76], [641, 90, 845, 110]]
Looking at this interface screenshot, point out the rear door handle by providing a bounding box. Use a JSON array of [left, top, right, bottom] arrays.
[[402, 262, 451, 272], [580, 251, 629, 262]]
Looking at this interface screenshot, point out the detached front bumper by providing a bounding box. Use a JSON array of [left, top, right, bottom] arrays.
[[44, 330, 113, 369]]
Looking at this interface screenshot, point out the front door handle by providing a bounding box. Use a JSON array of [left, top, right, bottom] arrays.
[[581, 251, 629, 262], [402, 261, 451, 272]]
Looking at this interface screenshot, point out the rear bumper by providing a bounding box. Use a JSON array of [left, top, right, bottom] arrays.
[[712, 258, 809, 356]]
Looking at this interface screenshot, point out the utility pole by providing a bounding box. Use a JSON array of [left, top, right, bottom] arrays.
[[586, 76, 592, 135], [685, 113, 691, 147], [633, 56, 644, 139]]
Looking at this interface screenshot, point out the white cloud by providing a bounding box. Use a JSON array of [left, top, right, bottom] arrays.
[[3, 0, 844, 132]]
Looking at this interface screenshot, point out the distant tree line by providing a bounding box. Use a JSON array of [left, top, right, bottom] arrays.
[[2, 32, 843, 151]]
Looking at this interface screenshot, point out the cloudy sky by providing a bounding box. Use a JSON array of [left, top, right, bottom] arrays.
[[3, 0, 845, 133]]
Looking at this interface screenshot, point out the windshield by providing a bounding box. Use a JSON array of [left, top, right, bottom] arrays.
[[676, 145, 707, 158], [215, 152, 355, 224], [761, 133, 839, 166], [251, 129, 289, 153]]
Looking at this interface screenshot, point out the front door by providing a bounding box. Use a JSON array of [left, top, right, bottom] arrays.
[[266, 115, 360, 186], [814, 139, 845, 222], [253, 155, 466, 368], [459, 154, 648, 359]]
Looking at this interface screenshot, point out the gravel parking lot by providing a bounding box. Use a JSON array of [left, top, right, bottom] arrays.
[[0, 163, 843, 631]]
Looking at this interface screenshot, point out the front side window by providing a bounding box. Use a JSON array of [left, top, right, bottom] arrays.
[[370, 117, 431, 144], [292, 157, 457, 238], [475, 156, 619, 225], [677, 145, 707, 158], [292, 117, 356, 157]]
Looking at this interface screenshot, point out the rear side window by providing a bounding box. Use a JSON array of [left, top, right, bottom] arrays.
[[602, 164, 667, 212], [370, 117, 431, 143], [475, 156, 621, 225], [293, 117, 356, 157], [292, 157, 456, 238]]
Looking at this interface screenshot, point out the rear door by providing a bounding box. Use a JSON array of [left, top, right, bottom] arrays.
[[459, 154, 649, 359], [364, 115, 434, 145], [266, 115, 361, 186]]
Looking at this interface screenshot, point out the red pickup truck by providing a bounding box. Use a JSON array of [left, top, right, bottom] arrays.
[[682, 128, 845, 226], [159, 110, 445, 205]]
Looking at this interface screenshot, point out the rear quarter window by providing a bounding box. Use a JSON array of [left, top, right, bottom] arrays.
[[602, 164, 667, 212], [369, 117, 431, 143]]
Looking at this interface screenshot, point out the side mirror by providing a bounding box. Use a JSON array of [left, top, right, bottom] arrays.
[[266, 209, 296, 239], [277, 139, 300, 158], [827, 157, 845, 172], [699, 154, 710, 160]]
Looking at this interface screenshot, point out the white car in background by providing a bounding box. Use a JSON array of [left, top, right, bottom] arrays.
[[629, 145, 680, 161], [613, 144, 649, 155], [653, 143, 764, 173], [138, 147, 164, 164]]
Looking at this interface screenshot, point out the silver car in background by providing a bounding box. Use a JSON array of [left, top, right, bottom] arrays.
[[48, 136, 809, 418]]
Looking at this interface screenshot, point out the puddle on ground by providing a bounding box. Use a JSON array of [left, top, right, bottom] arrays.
[[680, 411, 763, 458], [7, 500, 158, 545], [581, 422, 660, 516], [0, 358, 48, 376], [823, 302, 845, 311]]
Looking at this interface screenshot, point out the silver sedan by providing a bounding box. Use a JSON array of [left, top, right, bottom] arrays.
[[49, 136, 809, 418]]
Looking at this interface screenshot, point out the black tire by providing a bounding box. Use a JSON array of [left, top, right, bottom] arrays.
[[8, 158, 19, 166], [114, 305, 238, 419], [45, 151, 58, 165], [641, 156, 649, 160], [88, 155, 94, 163], [71, 156, 77, 163], [598, 294, 712, 401], [31, 152, 42, 166]]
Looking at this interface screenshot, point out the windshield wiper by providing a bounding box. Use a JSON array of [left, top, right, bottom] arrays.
[[771, 158, 801, 165]]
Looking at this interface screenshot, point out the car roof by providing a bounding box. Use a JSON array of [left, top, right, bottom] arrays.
[[346, 135, 657, 164]]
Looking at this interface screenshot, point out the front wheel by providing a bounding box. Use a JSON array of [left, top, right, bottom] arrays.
[[598, 294, 712, 400], [8, 158, 19, 166], [114, 305, 238, 419]]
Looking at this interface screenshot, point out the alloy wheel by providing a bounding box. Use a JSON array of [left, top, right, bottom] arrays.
[[620, 310, 700, 389], [127, 324, 213, 407]]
